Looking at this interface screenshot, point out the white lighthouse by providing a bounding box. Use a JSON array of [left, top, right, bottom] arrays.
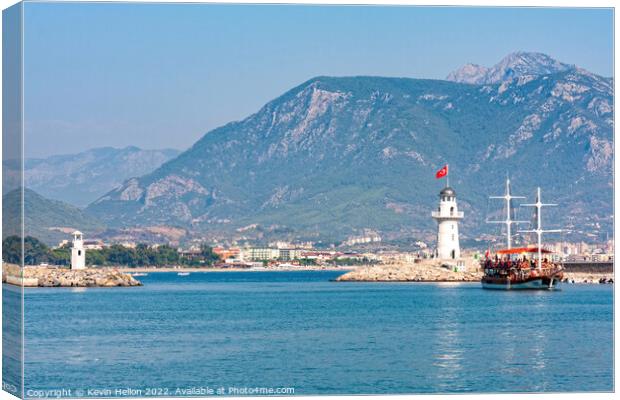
[[70, 231, 86, 270], [431, 186, 463, 260]]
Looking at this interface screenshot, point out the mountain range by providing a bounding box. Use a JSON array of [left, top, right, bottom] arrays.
[[86, 52, 613, 245], [16, 146, 180, 207], [3, 188, 104, 245]]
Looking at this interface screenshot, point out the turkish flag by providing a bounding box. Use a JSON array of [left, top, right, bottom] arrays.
[[435, 165, 448, 179]]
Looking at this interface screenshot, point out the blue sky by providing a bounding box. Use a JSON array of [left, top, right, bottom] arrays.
[[22, 3, 614, 158]]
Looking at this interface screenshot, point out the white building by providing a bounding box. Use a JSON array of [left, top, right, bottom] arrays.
[[241, 248, 280, 261], [240, 247, 304, 261], [431, 186, 463, 260], [83, 239, 105, 250], [70, 231, 86, 270], [343, 231, 382, 246], [278, 248, 303, 261]]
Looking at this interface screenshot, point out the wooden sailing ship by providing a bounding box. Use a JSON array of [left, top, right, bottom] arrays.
[[481, 179, 564, 290]]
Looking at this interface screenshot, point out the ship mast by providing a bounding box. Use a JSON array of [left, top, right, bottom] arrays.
[[487, 177, 527, 249], [518, 187, 562, 269]]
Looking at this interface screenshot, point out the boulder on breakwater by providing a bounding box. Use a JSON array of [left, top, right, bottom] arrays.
[[2, 264, 142, 287], [562, 272, 614, 284], [336, 259, 483, 282]]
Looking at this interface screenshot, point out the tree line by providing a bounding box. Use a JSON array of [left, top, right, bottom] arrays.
[[2, 236, 220, 267], [296, 257, 378, 266]]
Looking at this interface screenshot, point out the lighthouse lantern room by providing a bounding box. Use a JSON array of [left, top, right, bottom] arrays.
[[431, 186, 464, 260], [71, 230, 86, 270]]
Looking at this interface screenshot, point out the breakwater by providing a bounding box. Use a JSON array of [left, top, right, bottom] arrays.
[[336, 259, 482, 282], [2, 264, 142, 287], [562, 261, 613, 273], [335, 259, 614, 284], [560, 262, 613, 283]]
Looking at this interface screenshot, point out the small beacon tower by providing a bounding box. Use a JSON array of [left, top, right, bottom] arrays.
[[71, 231, 86, 270], [431, 187, 463, 260]]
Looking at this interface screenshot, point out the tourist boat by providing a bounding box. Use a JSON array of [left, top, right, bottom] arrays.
[[177, 272, 190, 276], [481, 179, 564, 290], [481, 247, 564, 289], [131, 272, 148, 277]]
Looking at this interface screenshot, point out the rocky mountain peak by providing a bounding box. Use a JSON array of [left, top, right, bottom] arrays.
[[447, 51, 575, 85], [445, 63, 490, 85]]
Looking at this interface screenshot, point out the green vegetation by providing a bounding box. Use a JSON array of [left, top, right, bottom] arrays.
[[2, 236, 53, 265], [2, 188, 104, 246], [295, 257, 378, 266], [297, 258, 318, 266], [330, 257, 379, 266], [2, 236, 220, 267]]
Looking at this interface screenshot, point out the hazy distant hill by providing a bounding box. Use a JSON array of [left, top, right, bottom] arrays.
[[3, 188, 104, 246], [87, 52, 613, 244], [19, 146, 180, 206]]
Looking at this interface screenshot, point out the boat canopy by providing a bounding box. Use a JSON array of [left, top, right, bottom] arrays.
[[496, 247, 553, 255]]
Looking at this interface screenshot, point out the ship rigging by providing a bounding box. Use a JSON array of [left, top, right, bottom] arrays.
[[481, 178, 564, 290]]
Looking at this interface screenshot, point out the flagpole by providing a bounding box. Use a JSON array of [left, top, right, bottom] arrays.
[[446, 164, 449, 188]]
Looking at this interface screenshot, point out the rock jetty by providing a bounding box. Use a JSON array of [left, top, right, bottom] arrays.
[[336, 259, 483, 282], [336, 260, 614, 284], [2, 264, 142, 287], [562, 272, 614, 284]]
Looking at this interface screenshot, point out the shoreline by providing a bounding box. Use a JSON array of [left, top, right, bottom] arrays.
[[4, 264, 612, 287], [118, 266, 357, 273]]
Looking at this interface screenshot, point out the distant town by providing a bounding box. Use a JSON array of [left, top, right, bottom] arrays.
[[48, 234, 613, 269], [4, 182, 614, 271]]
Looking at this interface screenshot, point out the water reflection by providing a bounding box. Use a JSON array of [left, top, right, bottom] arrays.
[[432, 288, 464, 390]]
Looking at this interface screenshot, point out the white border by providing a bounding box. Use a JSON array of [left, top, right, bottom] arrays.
[[0, 2, 616, 400]]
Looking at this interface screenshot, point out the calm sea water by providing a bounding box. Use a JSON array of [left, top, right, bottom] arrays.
[[7, 271, 614, 395]]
